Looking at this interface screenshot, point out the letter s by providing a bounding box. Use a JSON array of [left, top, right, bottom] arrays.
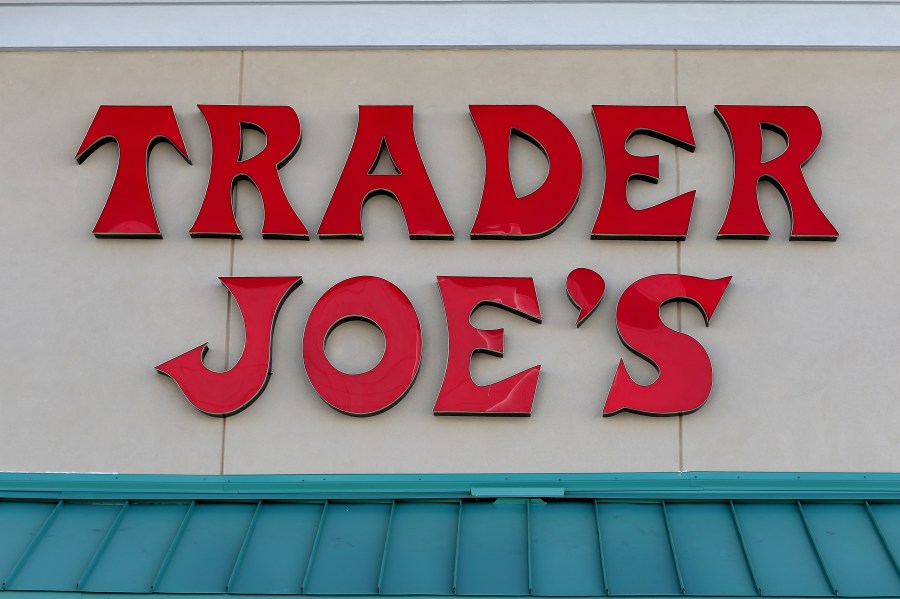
[[604, 274, 731, 416]]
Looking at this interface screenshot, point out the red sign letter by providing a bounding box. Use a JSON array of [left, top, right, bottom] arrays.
[[591, 105, 696, 240], [604, 274, 731, 417], [715, 105, 838, 240], [318, 106, 453, 239], [190, 105, 308, 239], [303, 276, 422, 415], [434, 277, 542, 415], [470, 105, 583, 239], [76, 106, 190, 238], [156, 276, 302, 416]]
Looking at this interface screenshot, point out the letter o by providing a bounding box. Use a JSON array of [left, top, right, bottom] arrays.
[[303, 276, 422, 416]]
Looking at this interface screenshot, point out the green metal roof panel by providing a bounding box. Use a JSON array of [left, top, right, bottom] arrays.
[[155, 502, 257, 593], [596, 502, 681, 596], [664, 502, 756, 596], [380, 502, 457, 595], [305, 503, 391, 595], [456, 502, 529, 596], [529, 501, 604, 597], [83, 503, 191, 593], [229, 502, 323, 595], [869, 503, 900, 572], [8, 502, 120, 592], [0, 474, 900, 597], [0, 501, 55, 587], [802, 503, 900, 597], [731, 503, 833, 597]]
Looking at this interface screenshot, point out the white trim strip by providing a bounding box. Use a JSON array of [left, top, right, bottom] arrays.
[[3, 1, 900, 49]]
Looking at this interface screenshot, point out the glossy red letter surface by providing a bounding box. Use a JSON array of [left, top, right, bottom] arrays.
[[156, 276, 302, 416], [190, 105, 308, 239], [303, 276, 422, 416], [318, 106, 453, 239], [592, 105, 696, 240], [434, 277, 542, 415], [566, 268, 606, 327], [604, 274, 731, 417], [715, 105, 838, 240], [470, 105, 583, 239], [77, 106, 190, 238]]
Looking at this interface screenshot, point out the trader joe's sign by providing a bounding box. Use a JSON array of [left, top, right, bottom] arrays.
[[76, 104, 837, 418]]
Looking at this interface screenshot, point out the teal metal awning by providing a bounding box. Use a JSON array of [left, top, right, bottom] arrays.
[[1, 473, 900, 598]]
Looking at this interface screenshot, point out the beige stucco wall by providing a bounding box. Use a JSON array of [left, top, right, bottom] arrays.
[[0, 49, 893, 474]]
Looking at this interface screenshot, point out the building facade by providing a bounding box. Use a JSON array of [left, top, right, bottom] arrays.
[[2, 1, 900, 597]]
